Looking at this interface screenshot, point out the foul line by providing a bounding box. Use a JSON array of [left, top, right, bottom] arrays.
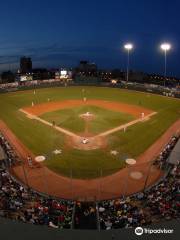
[[19, 109, 77, 137], [19, 109, 157, 138], [97, 112, 157, 137]]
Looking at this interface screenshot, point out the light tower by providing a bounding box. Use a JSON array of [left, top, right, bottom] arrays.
[[124, 43, 133, 83], [160, 43, 171, 87]]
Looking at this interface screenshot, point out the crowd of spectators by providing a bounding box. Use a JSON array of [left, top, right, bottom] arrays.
[[0, 133, 21, 168], [0, 79, 65, 91], [0, 133, 73, 229], [0, 82, 18, 90], [153, 135, 179, 169], [0, 132, 179, 230], [99, 135, 180, 230], [74, 202, 97, 229]]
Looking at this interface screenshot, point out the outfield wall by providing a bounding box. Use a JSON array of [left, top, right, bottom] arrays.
[[0, 80, 180, 98]]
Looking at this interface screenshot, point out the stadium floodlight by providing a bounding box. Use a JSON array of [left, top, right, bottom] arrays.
[[124, 43, 133, 83], [160, 43, 171, 87], [124, 43, 133, 50], [161, 43, 171, 51]]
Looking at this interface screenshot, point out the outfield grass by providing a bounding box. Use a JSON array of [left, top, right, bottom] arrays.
[[0, 87, 179, 179], [40, 105, 134, 134]]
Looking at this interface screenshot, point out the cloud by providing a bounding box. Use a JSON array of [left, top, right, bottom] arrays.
[[0, 42, 114, 71], [24, 43, 112, 56], [0, 56, 19, 65]]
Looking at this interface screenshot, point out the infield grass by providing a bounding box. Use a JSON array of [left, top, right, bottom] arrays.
[[40, 105, 134, 134]]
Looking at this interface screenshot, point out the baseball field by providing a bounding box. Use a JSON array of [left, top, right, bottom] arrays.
[[0, 86, 179, 179]]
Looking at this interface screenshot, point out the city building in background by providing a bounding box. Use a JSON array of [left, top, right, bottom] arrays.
[[77, 61, 97, 73], [0, 57, 179, 88], [20, 57, 32, 74]]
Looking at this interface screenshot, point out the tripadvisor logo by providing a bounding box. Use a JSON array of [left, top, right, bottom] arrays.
[[135, 227, 143, 236], [135, 227, 174, 235]]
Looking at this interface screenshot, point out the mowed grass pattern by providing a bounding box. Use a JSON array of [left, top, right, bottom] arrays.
[[40, 105, 134, 134], [0, 87, 179, 178]]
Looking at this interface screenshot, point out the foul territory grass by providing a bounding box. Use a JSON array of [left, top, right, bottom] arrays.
[[0, 86, 179, 179], [40, 105, 134, 134]]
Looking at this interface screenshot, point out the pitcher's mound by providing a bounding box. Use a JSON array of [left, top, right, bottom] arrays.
[[79, 112, 95, 121]]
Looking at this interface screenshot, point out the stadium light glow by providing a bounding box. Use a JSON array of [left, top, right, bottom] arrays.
[[124, 43, 133, 50], [161, 43, 171, 51]]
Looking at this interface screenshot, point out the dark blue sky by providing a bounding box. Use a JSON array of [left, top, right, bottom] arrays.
[[0, 0, 180, 76]]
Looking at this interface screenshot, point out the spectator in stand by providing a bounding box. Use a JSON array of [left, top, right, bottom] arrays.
[[0, 133, 74, 229], [0, 132, 179, 230], [0, 169, 74, 229], [153, 136, 178, 169], [99, 135, 180, 230]]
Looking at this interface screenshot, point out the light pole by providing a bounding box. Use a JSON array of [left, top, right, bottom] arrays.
[[124, 43, 133, 84], [160, 43, 171, 87]]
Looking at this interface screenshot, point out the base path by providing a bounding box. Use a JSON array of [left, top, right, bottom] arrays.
[[20, 102, 156, 150], [98, 112, 157, 137], [0, 118, 180, 201], [20, 109, 78, 138]]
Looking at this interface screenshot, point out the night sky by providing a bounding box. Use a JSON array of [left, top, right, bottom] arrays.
[[0, 0, 179, 76]]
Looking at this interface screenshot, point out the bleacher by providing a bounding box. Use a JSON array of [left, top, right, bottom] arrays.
[[0, 132, 179, 230]]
